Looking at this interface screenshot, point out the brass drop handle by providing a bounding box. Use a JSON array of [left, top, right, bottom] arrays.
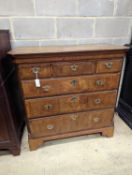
[[47, 124, 54, 130], [93, 117, 100, 123], [70, 114, 79, 121], [32, 67, 40, 74], [42, 85, 50, 92], [105, 62, 113, 69], [44, 104, 53, 110], [71, 64, 78, 71], [96, 80, 105, 86], [71, 96, 78, 103], [94, 98, 101, 104], [71, 79, 78, 87]]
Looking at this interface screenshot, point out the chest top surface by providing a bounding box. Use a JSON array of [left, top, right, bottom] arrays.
[[9, 44, 128, 55], [8, 44, 128, 64]]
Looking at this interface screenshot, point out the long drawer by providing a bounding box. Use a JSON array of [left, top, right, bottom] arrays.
[[25, 91, 117, 118], [29, 108, 114, 138], [22, 73, 120, 98]]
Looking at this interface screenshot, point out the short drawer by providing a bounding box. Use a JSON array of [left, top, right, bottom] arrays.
[[21, 73, 120, 98], [53, 61, 95, 77], [18, 63, 52, 79], [25, 91, 117, 118], [29, 108, 114, 137], [96, 59, 123, 73]]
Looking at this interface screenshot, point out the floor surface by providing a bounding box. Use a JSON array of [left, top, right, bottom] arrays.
[[0, 114, 132, 175]]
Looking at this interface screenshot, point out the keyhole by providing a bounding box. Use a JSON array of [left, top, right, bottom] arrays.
[[71, 79, 78, 87]]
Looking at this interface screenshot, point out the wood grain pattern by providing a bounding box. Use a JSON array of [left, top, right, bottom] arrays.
[[53, 61, 95, 77], [18, 59, 122, 81], [8, 44, 126, 150], [19, 61, 95, 80], [12, 52, 125, 64], [25, 91, 117, 118], [18, 63, 52, 79], [9, 44, 128, 55], [96, 59, 123, 73], [22, 73, 120, 98], [29, 108, 114, 138]]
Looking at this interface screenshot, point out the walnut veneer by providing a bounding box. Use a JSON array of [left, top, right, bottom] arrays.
[[9, 44, 128, 150]]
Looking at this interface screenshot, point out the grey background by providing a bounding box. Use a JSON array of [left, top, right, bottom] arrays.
[[0, 0, 132, 48]]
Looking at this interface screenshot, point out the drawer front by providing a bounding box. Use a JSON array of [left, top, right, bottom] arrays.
[[96, 59, 123, 73], [87, 91, 117, 109], [53, 61, 95, 77], [59, 91, 117, 114], [29, 108, 114, 137], [25, 91, 117, 118], [18, 63, 52, 79], [22, 73, 120, 98], [25, 97, 59, 118], [18, 61, 95, 80]]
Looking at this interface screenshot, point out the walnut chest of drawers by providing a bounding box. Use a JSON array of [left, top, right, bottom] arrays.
[[9, 44, 127, 150]]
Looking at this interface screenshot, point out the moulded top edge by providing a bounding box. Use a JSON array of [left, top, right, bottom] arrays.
[[8, 44, 128, 56]]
